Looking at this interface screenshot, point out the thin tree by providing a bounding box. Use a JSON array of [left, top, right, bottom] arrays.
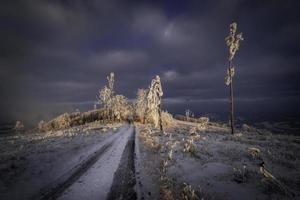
[[111, 94, 130, 122], [185, 109, 194, 121], [158, 100, 163, 132], [97, 72, 115, 121], [146, 75, 163, 131], [225, 22, 244, 134]]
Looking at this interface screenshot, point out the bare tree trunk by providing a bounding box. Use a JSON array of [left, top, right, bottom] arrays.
[[228, 60, 235, 134], [143, 111, 146, 124], [143, 107, 147, 124], [158, 104, 163, 132]]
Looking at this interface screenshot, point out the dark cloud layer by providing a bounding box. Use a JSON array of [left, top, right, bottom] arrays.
[[1, 0, 300, 125]]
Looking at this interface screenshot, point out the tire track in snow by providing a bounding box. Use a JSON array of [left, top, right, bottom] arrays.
[[34, 125, 131, 200], [106, 126, 137, 200]]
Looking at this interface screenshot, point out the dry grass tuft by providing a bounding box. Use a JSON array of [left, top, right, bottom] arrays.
[[233, 165, 250, 183], [247, 147, 261, 159], [260, 163, 295, 197], [183, 138, 198, 157], [160, 177, 176, 200], [138, 126, 161, 150], [161, 187, 175, 200], [181, 183, 200, 200], [13, 121, 25, 131]]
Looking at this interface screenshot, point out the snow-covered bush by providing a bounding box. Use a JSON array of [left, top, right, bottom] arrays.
[[14, 121, 24, 131], [111, 94, 131, 121], [197, 117, 209, 130], [38, 109, 107, 131], [189, 127, 197, 135], [248, 147, 261, 159], [161, 111, 175, 128], [97, 72, 133, 122], [233, 165, 249, 183], [181, 183, 200, 200], [198, 117, 209, 124], [40, 113, 73, 131], [185, 109, 194, 121], [138, 126, 161, 150], [38, 120, 45, 131], [183, 138, 197, 156]]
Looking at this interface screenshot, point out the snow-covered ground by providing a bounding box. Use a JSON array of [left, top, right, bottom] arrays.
[[57, 125, 134, 200], [1, 120, 299, 200], [0, 122, 127, 200], [135, 126, 161, 200], [137, 120, 300, 200]]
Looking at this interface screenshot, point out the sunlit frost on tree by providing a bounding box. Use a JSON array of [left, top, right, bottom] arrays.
[[146, 75, 163, 128]]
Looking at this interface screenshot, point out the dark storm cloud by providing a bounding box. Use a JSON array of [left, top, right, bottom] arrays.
[[0, 0, 300, 125]]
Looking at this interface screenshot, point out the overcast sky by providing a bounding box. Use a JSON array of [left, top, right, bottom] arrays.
[[1, 0, 300, 125]]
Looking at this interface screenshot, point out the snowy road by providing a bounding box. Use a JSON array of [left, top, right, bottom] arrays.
[[35, 124, 137, 200]]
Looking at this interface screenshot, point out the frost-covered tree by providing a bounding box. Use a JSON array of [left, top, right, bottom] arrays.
[[225, 22, 244, 134], [14, 121, 24, 131], [97, 72, 132, 122], [97, 72, 115, 121], [111, 94, 131, 121], [146, 75, 163, 130], [225, 22, 243, 61], [135, 89, 147, 123], [185, 109, 194, 121], [107, 72, 114, 91]]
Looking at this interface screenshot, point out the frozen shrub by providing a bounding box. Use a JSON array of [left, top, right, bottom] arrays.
[[48, 113, 72, 130], [259, 162, 295, 197], [138, 126, 161, 150], [98, 86, 113, 108], [189, 127, 197, 135], [183, 138, 197, 156], [38, 120, 45, 131], [14, 121, 24, 131], [181, 183, 199, 200], [160, 175, 174, 200], [80, 109, 105, 122], [38, 109, 106, 131], [197, 123, 206, 131], [161, 111, 175, 128], [197, 117, 209, 130], [198, 117, 209, 124], [185, 109, 194, 121], [248, 147, 261, 159], [169, 141, 179, 160], [242, 124, 257, 132], [188, 128, 202, 139], [161, 189, 174, 200], [233, 165, 249, 183], [111, 94, 131, 121]]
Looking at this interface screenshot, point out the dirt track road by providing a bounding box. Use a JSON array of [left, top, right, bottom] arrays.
[[36, 124, 137, 200]]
